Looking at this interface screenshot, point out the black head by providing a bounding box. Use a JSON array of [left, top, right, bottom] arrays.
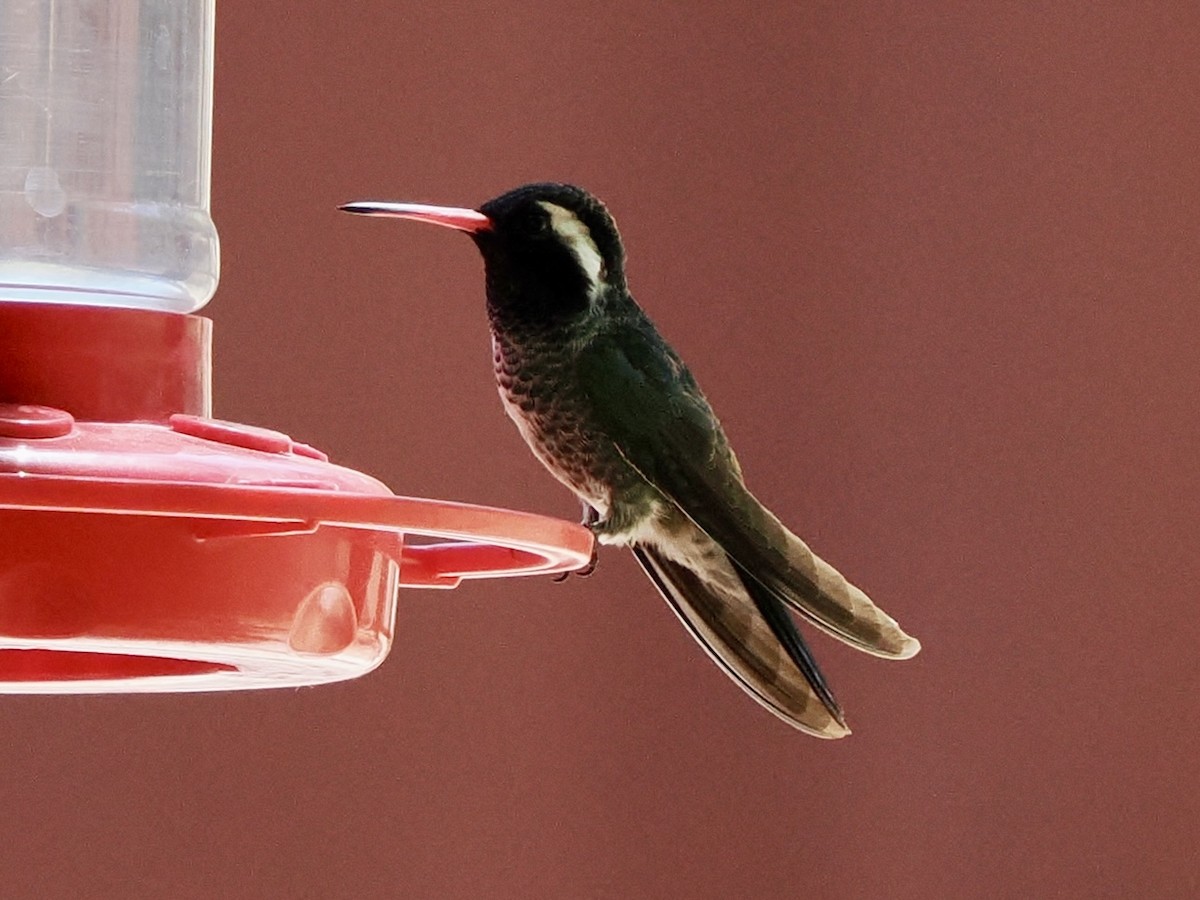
[[341, 183, 627, 329]]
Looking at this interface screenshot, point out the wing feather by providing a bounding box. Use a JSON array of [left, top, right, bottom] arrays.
[[577, 313, 919, 659]]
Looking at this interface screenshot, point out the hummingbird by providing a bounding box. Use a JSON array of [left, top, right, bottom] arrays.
[[341, 183, 920, 738]]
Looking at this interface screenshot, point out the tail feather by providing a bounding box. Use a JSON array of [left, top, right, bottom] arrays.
[[632, 542, 850, 739], [728, 555, 844, 725]]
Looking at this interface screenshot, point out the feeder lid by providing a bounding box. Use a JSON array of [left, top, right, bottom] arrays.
[[0, 410, 592, 693], [0, 403, 593, 587]]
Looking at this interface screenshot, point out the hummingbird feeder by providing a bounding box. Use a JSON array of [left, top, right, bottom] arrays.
[[0, 1, 592, 692]]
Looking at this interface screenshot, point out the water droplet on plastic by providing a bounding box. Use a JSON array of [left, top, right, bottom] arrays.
[[24, 167, 66, 218], [288, 582, 358, 655]]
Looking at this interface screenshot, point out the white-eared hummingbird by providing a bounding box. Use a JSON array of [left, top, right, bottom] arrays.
[[341, 183, 920, 737]]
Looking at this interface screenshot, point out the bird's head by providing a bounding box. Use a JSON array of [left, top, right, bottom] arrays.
[[341, 183, 626, 329]]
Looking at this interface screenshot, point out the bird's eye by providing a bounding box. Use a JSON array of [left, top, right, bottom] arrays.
[[524, 212, 551, 236]]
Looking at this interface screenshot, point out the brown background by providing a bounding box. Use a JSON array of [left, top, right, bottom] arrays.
[[3, 3, 1198, 898]]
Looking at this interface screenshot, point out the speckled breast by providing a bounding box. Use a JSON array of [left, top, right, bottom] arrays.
[[490, 330, 643, 517]]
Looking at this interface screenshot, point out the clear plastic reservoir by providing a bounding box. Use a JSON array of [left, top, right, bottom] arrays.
[[0, 1, 218, 312]]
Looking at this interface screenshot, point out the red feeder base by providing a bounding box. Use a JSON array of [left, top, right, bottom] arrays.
[[0, 303, 593, 693]]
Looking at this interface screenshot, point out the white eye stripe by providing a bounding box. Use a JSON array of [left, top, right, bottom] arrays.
[[538, 201, 605, 289]]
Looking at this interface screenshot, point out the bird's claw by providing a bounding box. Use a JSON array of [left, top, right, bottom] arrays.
[[552, 553, 596, 582], [552, 504, 600, 581], [552, 543, 598, 581]]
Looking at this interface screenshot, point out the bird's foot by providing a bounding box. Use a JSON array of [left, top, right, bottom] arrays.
[[553, 553, 597, 582], [552, 548, 597, 581], [581, 504, 601, 529], [552, 504, 601, 582]]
